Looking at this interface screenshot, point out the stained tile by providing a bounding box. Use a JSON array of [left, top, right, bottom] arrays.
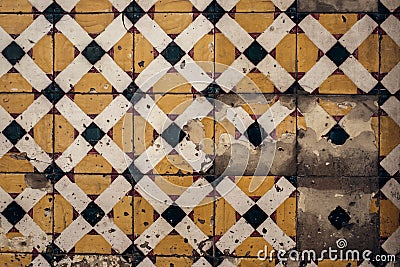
[[215, 12, 296, 94], [215, 94, 296, 176], [214, 176, 296, 257], [53, 254, 132, 266], [297, 14, 379, 94], [133, 94, 214, 175], [53, 93, 132, 174], [297, 95, 379, 176], [0, 253, 51, 267], [298, 0, 378, 12], [380, 0, 400, 13], [134, 12, 214, 94]]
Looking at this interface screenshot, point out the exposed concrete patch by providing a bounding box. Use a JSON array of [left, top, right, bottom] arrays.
[[55, 255, 131, 267], [297, 177, 379, 254], [298, 0, 378, 12], [24, 173, 51, 191], [0, 229, 35, 252]]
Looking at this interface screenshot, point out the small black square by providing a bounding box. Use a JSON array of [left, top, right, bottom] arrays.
[[81, 122, 105, 146], [160, 42, 185, 66], [43, 2, 65, 23], [2, 41, 25, 65], [123, 2, 145, 24], [243, 41, 268, 65], [161, 204, 186, 227], [242, 204, 268, 228], [328, 206, 351, 230], [42, 83, 65, 104], [2, 121, 27, 145], [2, 201, 26, 225], [204, 2, 225, 24], [244, 121, 267, 147], [81, 202, 105, 227], [81, 41, 106, 65], [161, 123, 186, 147], [325, 42, 350, 67], [201, 82, 221, 97]]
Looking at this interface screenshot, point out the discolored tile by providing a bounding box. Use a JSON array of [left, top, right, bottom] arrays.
[[298, 0, 378, 12]]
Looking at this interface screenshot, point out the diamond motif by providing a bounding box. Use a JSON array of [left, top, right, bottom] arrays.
[[81, 41, 106, 65], [328, 206, 351, 230], [204, 2, 225, 24], [2, 201, 26, 225], [2, 41, 25, 65], [161, 204, 187, 227], [43, 2, 65, 23], [2, 121, 27, 145], [242, 204, 268, 228], [161, 123, 186, 147], [160, 42, 186, 66], [81, 122, 105, 146], [42, 83, 65, 104], [326, 124, 350, 145], [80, 202, 106, 227], [244, 121, 267, 147], [325, 42, 351, 67], [124, 2, 145, 23], [243, 41, 268, 65]]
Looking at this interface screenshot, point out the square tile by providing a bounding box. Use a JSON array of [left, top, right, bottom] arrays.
[[215, 12, 296, 93], [215, 94, 296, 176], [379, 96, 400, 177], [54, 12, 133, 95], [214, 176, 296, 257], [0, 173, 52, 253], [0, 14, 53, 93], [133, 94, 214, 175], [297, 177, 379, 255], [0, 93, 53, 173], [134, 12, 214, 94], [297, 95, 379, 176], [298, 0, 378, 12], [53, 174, 132, 254], [133, 175, 214, 258], [297, 14, 379, 94], [53, 93, 132, 174]]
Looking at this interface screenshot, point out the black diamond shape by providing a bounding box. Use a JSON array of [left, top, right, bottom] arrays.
[[325, 42, 350, 67], [243, 41, 268, 65], [161, 123, 186, 147], [160, 42, 185, 66], [242, 205, 268, 228], [122, 82, 139, 101], [81, 202, 105, 227], [327, 124, 350, 145], [2, 41, 25, 65], [161, 204, 186, 227], [44, 163, 65, 183], [2, 201, 26, 225], [123, 2, 145, 24], [201, 82, 221, 97], [43, 2, 65, 23], [42, 83, 65, 104], [81, 41, 106, 65], [204, 2, 225, 24], [81, 122, 105, 146], [328, 206, 350, 230], [2, 121, 27, 145], [244, 121, 267, 147]]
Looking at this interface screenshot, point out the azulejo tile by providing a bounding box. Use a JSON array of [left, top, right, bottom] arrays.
[[215, 12, 296, 94], [53, 93, 132, 174], [53, 254, 132, 266], [53, 12, 133, 95], [215, 94, 296, 176], [297, 95, 379, 176], [0, 14, 52, 93], [214, 176, 296, 257], [380, 14, 400, 95], [0, 93, 53, 172], [135, 0, 212, 12], [0, 253, 51, 267], [133, 94, 214, 175], [380, 96, 400, 177], [297, 14, 379, 94], [134, 12, 214, 94], [380, 178, 400, 257], [133, 175, 214, 261], [52, 174, 132, 255], [0, 173, 52, 254], [212, 0, 296, 12]]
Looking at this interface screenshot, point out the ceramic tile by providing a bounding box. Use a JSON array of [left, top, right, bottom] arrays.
[[0, 93, 53, 173], [297, 95, 379, 176], [214, 176, 296, 257], [135, 0, 212, 12], [52, 174, 132, 254], [0, 253, 52, 267], [53, 254, 132, 266], [0, 173, 52, 253], [133, 175, 214, 258], [297, 14, 379, 94], [211, 0, 296, 12], [133, 94, 214, 175], [53, 93, 132, 174], [214, 12, 296, 94], [215, 94, 296, 176], [133, 12, 214, 94], [0, 14, 53, 94], [298, 0, 378, 12]]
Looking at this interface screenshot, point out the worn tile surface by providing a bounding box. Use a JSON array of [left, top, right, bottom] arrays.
[[0, 0, 399, 266]]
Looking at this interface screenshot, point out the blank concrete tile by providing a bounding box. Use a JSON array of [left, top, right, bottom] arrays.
[[298, 0, 378, 12]]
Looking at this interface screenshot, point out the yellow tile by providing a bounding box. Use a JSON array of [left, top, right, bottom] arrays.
[[134, 116, 154, 155], [134, 196, 154, 234], [0, 94, 34, 114], [114, 34, 133, 72], [202, 117, 214, 139], [55, 34, 75, 72], [371, 116, 379, 147], [154, 94, 192, 114], [236, 73, 274, 93], [74, 73, 113, 93], [154, 0, 193, 12], [75, 0, 113, 12], [155, 176, 194, 195], [154, 154, 193, 174], [0, 154, 34, 172], [235, 176, 274, 196], [0, 14, 33, 34], [380, 116, 400, 156], [236, 0, 275, 12], [297, 34, 318, 73], [238, 258, 275, 266], [32, 35, 52, 74], [358, 34, 379, 73], [54, 114, 75, 152], [215, 118, 235, 144], [0, 73, 32, 93], [0, 254, 32, 267], [193, 198, 213, 235], [74, 175, 111, 195], [236, 13, 274, 33], [236, 237, 273, 257], [193, 34, 214, 74], [380, 199, 400, 237], [75, 234, 112, 253], [370, 197, 379, 213], [75, 13, 114, 34], [74, 94, 113, 114], [153, 235, 193, 255], [276, 115, 296, 138], [215, 197, 236, 235], [0, 0, 32, 12], [0, 173, 25, 192], [318, 99, 354, 116], [381, 35, 400, 73], [297, 116, 307, 130], [276, 197, 296, 237], [241, 103, 270, 116], [74, 154, 113, 173], [276, 34, 296, 73], [153, 73, 192, 93], [319, 75, 357, 94], [318, 14, 357, 35], [34, 114, 52, 153], [155, 257, 194, 267], [134, 33, 154, 73], [113, 113, 132, 152], [215, 33, 236, 73], [114, 196, 132, 234], [153, 13, 193, 35], [54, 194, 73, 233], [33, 195, 53, 233]]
